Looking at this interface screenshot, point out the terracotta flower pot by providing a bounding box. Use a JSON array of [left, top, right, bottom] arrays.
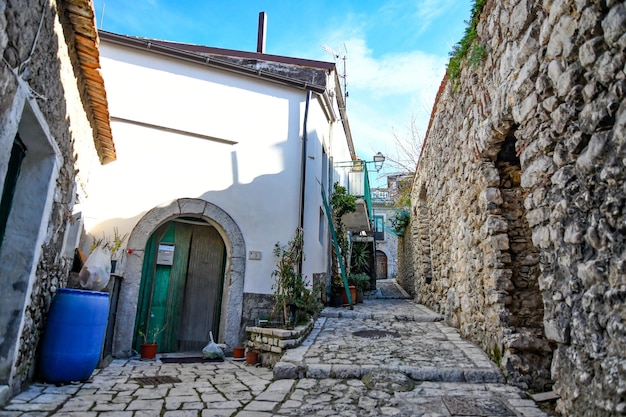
[[140, 343, 158, 360], [233, 347, 245, 358], [246, 351, 258, 365], [342, 285, 357, 305]]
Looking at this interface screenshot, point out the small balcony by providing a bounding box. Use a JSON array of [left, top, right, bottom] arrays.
[[339, 161, 373, 233]]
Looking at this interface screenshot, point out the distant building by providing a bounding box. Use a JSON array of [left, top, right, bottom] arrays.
[[370, 174, 413, 280]]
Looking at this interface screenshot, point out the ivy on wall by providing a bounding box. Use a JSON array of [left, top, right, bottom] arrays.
[[446, 0, 487, 83]]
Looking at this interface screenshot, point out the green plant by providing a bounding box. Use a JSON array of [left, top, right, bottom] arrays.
[[329, 183, 357, 294], [489, 343, 503, 367], [389, 210, 410, 235], [350, 242, 370, 274], [468, 43, 488, 67], [138, 323, 166, 344], [446, 0, 487, 84], [111, 227, 129, 255], [350, 272, 371, 293], [89, 228, 128, 255], [90, 234, 106, 251], [271, 228, 321, 327]]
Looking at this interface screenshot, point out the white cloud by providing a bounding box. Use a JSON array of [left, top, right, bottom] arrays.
[[334, 36, 447, 175]]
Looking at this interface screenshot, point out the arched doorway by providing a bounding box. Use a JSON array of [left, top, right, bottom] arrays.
[[375, 250, 388, 279], [112, 198, 245, 357], [134, 218, 226, 353]]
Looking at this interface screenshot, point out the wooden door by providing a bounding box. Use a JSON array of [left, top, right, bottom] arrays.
[[375, 250, 388, 279], [177, 225, 225, 351], [134, 220, 226, 353]]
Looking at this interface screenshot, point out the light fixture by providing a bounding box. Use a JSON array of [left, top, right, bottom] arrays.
[[373, 152, 385, 171]]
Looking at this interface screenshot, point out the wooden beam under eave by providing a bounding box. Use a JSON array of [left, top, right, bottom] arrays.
[[68, 12, 97, 38]]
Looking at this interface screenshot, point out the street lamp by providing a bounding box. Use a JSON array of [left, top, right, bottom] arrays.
[[373, 152, 385, 171]]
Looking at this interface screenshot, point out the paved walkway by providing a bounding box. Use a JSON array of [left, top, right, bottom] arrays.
[[1, 282, 552, 416]]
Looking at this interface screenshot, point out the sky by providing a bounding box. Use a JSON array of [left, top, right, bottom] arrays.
[[92, 0, 473, 184]]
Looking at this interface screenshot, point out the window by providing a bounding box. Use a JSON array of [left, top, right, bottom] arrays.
[[0, 135, 27, 248], [374, 215, 385, 241]]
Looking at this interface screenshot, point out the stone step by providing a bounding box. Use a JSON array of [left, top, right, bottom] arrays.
[[274, 362, 504, 384], [321, 309, 443, 322]]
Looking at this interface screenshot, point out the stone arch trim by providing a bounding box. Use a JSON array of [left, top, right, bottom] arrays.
[[374, 247, 390, 279], [112, 198, 245, 357]]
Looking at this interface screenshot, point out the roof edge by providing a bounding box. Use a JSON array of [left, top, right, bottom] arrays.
[[99, 31, 327, 94]]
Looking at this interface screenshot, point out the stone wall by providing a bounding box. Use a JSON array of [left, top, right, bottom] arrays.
[[403, 0, 625, 415], [396, 235, 415, 296], [245, 320, 314, 367], [240, 293, 276, 344], [0, 0, 99, 401]]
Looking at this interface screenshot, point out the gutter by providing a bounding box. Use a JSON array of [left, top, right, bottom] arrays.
[[318, 91, 338, 123], [298, 90, 312, 275], [99, 31, 327, 94]]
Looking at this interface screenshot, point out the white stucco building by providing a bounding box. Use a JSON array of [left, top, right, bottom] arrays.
[[81, 30, 360, 356]]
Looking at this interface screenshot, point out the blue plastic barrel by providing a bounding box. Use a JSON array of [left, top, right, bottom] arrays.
[[38, 288, 110, 383]]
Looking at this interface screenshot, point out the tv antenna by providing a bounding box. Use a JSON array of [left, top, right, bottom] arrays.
[[321, 43, 348, 105]]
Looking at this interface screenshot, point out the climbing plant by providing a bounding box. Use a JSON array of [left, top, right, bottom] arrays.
[[389, 210, 411, 236], [329, 182, 356, 294], [447, 0, 488, 83]]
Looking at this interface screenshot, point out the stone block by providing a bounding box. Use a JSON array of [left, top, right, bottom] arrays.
[[544, 319, 570, 344], [602, 3, 626, 47], [273, 363, 297, 379]]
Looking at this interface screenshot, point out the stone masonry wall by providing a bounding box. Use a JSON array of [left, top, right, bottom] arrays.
[[0, 0, 98, 398], [396, 235, 415, 296], [404, 1, 625, 415]]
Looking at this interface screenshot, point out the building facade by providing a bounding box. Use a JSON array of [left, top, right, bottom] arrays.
[[81, 31, 357, 357], [0, 0, 114, 404]]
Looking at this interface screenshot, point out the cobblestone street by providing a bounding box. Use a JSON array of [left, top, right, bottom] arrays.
[[1, 281, 552, 416]]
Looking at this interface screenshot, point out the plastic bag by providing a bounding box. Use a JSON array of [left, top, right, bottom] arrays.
[[78, 245, 112, 291], [202, 331, 224, 360]]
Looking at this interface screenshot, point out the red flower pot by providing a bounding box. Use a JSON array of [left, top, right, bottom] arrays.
[[246, 351, 258, 365], [140, 343, 158, 360], [342, 286, 357, 305], [233, 347, 245, 358]]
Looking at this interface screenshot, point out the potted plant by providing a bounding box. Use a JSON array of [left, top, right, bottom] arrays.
[[329, 275, 345, 307], [328, 183, 356, 307], [271, 228, 322, 327], [246, 349, 259, 365], [350, 241, 372, 302], [350, 272, 370, 303], [138, 324, 166, 360], [110, 227, 129, 274]]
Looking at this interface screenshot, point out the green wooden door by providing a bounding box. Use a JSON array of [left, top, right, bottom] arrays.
[[134, 220, 226, 353], [177, 226, 226, 351]]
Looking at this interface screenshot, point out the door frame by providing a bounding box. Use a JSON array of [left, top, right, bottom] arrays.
[[112, 198, 245, 357], [375, 249, 388, 279]]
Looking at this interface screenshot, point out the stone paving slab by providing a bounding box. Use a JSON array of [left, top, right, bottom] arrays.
[[273, 379, 548, 417], [276, 300, 503, 384], [0, 359, 275, 417]]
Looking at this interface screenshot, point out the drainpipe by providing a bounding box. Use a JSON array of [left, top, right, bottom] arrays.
[[298, 90, 312, 274]]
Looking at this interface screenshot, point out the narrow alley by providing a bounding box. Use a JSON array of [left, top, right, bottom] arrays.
[[1, 281, 551, 417]]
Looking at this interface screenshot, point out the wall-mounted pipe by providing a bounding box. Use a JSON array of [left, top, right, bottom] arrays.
[[298, 90, 312, 274]]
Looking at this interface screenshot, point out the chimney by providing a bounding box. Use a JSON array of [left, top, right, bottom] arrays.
[[257, 11, 266, 53]]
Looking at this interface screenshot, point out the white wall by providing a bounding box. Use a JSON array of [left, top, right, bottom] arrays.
[[84, 42, 352, 295]]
